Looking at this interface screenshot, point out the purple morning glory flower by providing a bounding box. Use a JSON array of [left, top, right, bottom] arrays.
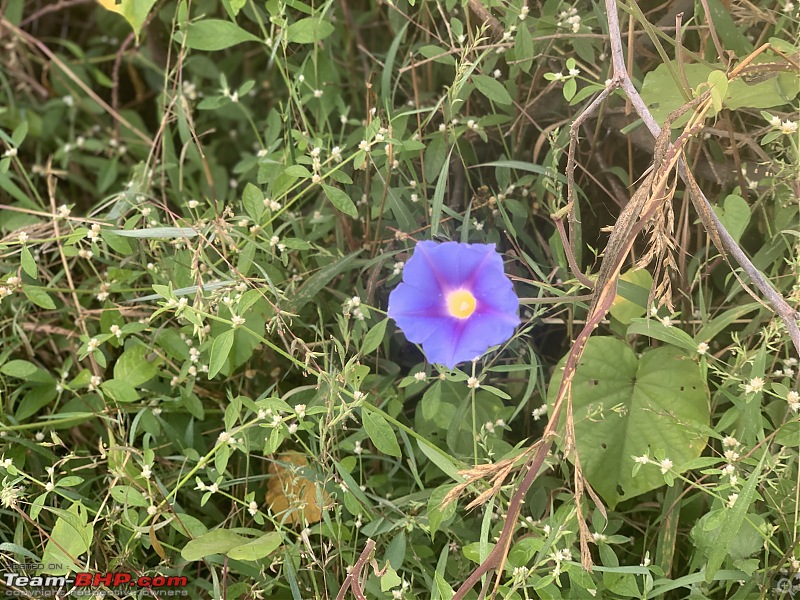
[[387, 241, 520, 369]]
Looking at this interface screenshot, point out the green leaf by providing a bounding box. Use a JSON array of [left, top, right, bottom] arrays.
[[97, 0, 157, 42], [362, 407, 402, 457], [181, 529, 249, 561], [1, 360, 38, 378], [286, 17, 335, 44], [109, 227, 198, 239], [285, 251, 361, 313], [626, 318, 698, 353], [181, 19, 261, 51], [713, 194, 750, 243], [473, 74, 513, 105], [20, 245, 37, 278], [101, 379, 140, 403], [40, 502, 93, 575], [430, 148, 453, 237], [362, 319, 388, 355], [322, 184, 358, 218], [110, 485, 149, 507], [208, 329, 235, 379], [242, 183, 264, 221], [23, 285, 56, 309], [704, 451, 767, 581], [114, 343, 161, 387], [547, 338, 709, 508], [707, 70, 729, 113], [610, 269, 653, 324], [227, 532, 283, 561]]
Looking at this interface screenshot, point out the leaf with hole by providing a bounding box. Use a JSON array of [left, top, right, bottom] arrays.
[[547, 337, 709, 508]]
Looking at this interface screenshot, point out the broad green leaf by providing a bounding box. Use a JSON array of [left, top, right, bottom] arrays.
[[114, 343, 161, 387], [286, 17, 335, 44], [1, 360, 38, 378], [41, 502, 93, 575], [97, 0, 157, 42], [322, 184, 357, 218], [23, 286, 56, 310], [101, 379, 140, 403], [361, 319, 388, 355], [208, 329, 235, 379], [181, 529, 248, 561], [242, 183, 264, 221], [110, 485, 149, 507], [609, 269, 653, 324], [642, 62, 799, 127], [227, 532, 282, 561], [547, 337, 709, 508], [713, 194, 750, 243], [181, 19, 260, 51], [473, 74, 513, 105], [362, 407, 402, 457], [430, 147, 452, 237]]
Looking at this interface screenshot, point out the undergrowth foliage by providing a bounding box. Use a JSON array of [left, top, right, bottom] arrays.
[[0, 0, 798, 599]]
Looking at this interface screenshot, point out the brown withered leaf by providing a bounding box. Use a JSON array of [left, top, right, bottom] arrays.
[[266, 452, 330, 525]]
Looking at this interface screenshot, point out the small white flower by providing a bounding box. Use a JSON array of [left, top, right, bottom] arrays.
[[413, 371, 427, 382], [744, 376, 764, 394], [358, 140, 371, 152], [410, 193, 419, 203], [294, 404, 307, 419], [89, 375, 102, 390], [467, 119, 478, 130], [331, 146, 343, 162], [141, 465, 152, 479], [57, 204, 71, 218], [86, 338, 100, 352], [787, 390, 800, 404], [659, 458, 673, 474], [659, 316, 672, 327], [354, 441, 363, 455], [519, 5, 529, 19], [17, 231, 28, 243], [722, 436, 739, 448], [350, 296, 361, 307], [45, 481, 55, 492], [110, 325, 122, 338], [248, 501, 258, 516], [147, 504, 158, 515], [467, 376, 480, 389], [208, 482, 219, 494], [392, 261, 404, 276], [780, 120, 798, 135], [438, 123, 446, 132], [551, 72, 565, 82], [270, 235, 280, 247], [568, 67, 580, 77], [697, 342, 709, 355], [493, 69, 502, 78], [3, 147, 18, 158], [287, 422, 298, 434], [62, 95, 74, 107], [532, 405, 548, 420], [218, 430, 232, 444], [313, 89, 323, 98], [726, 493, 738, 508], [769, 115, 782, 127], [634, 454, 649, 465], [353, 390, 366, 401]]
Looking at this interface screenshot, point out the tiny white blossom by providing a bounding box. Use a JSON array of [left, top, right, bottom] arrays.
[[18, 232, 28, 244], [3, 147, 18, 158], [354, 441, 363, 455], [467, 376, 480, 389], [532, 405, 548, 420], [353, 390, 366, 401], [780, 120, 798, 134], [413, 371, 427, 382], [45, 481, 55, 492], [726, 493, 738, 508], [86, 338, 100, 352], [358, 140, 371, 152], [313, 89, 323, 98], [697, 342, 709, 355], [568, 67, 580, 77], [659, 458, 673, 474], [294, 404, 306, 419], [634, 454, 649, 465], [519, 5, 529, 19], [141, 465, 152, 479], [248, 501, 258, 516], [744, 377, 764, 394], [270, 235, 280, 247], [287, 422, 298, 434]]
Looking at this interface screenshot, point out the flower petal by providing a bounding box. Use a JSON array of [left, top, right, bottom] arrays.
[[416, 241, 498, 290], [387, 282, 445, 318]]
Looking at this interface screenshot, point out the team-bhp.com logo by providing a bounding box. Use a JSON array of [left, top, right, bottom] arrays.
[[3, 572, 188, 596]]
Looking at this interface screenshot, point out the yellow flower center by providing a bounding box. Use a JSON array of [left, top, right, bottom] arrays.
[[446, 289, 477, 319]]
